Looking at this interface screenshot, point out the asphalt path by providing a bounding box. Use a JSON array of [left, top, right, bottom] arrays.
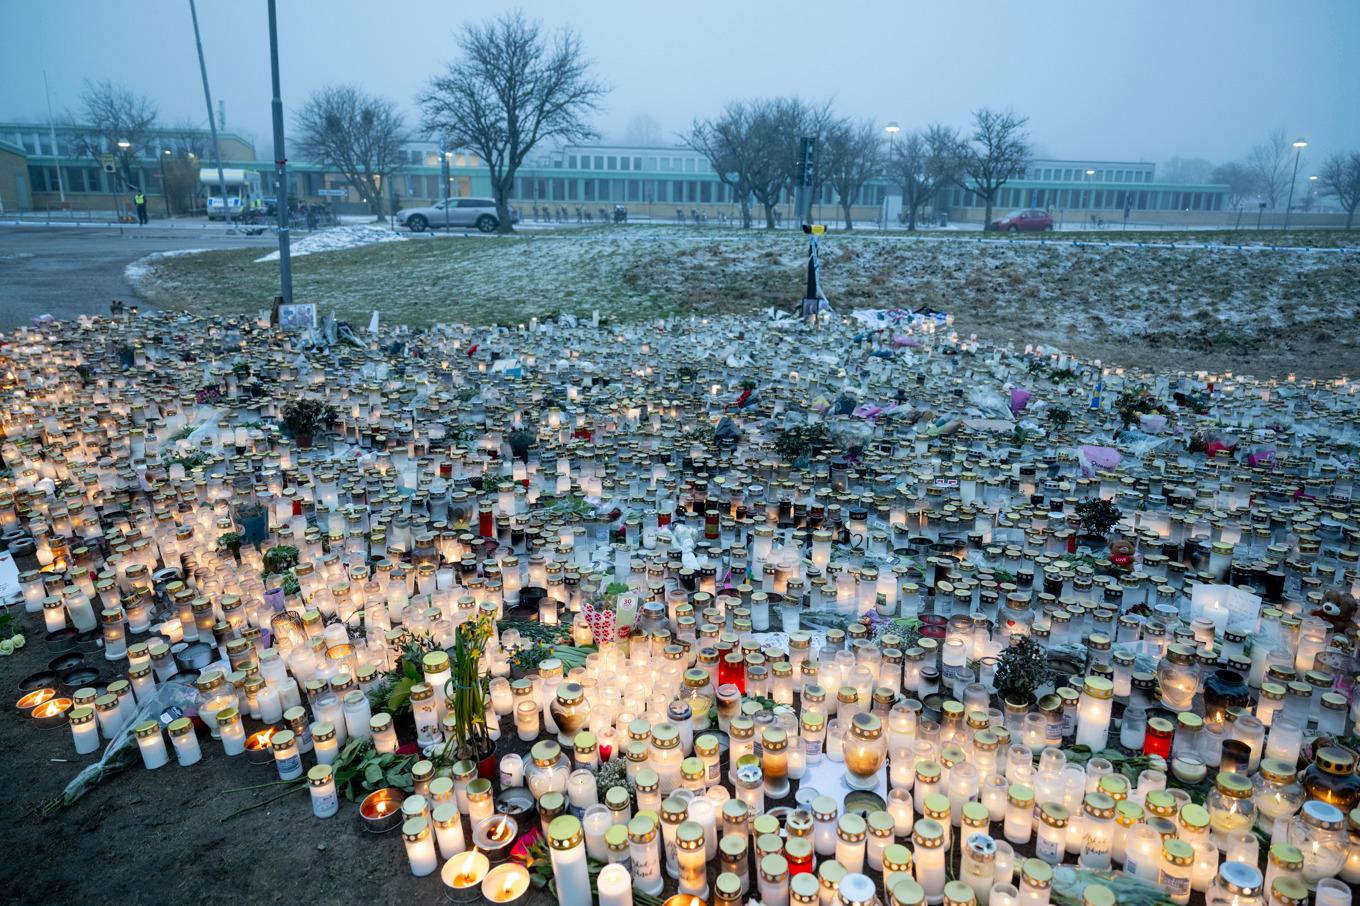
[[0, 225, 274, 328]]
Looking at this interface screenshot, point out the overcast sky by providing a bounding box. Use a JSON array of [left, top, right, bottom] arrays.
[[3, 0, 1357, 168]]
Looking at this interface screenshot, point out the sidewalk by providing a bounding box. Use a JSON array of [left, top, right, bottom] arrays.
[[1, 212, 243, 231]]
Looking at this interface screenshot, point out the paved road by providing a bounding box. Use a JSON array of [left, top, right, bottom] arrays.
[[0, 226, 274, 328]]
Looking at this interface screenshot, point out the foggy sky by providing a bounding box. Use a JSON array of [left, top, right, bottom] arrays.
[[3, 0, 1357, 169]]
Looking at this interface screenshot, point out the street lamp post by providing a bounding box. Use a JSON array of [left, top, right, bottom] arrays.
[[159, 149, 172, 218], [1283, 138, 1307, 230], [883, 121, 900, 230], [442, 149, 452, 231], [114, 139, 131, 217]]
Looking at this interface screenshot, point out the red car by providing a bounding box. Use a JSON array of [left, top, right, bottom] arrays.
[[988, 208, 1053, 232]]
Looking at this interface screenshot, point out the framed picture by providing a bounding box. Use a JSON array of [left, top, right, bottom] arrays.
[[277, 303, 317, 330]]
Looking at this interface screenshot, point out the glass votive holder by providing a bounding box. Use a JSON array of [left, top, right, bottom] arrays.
[[888, 788, 915, 836], [1223, 831, 1257, 867], [1314, 878, 1352, 906], [826, 719, 844, 762], [992, 840, 1014, 886], [982, 773, 1010, 822], [786, 736, 807, 780], [516, 699, 540, 742], [990, 882, 1019, 906]]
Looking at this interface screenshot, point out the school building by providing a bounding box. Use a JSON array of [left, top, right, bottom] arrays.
[[0, 120, 1338, 228]]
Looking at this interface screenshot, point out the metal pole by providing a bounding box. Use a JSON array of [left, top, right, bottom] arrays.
[[1283, 147, 1302, 231], [159, 151, 171, 217], [189, 0, 234, 232], [268, 0, 292, 302], [442, 147, 450, 231], [43, 70, 66, 203]]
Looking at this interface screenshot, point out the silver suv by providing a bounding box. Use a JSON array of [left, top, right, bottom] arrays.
[[395, 197, 517, 232]]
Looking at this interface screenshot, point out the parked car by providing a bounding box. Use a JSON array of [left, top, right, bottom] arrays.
[[987, 208, 1053, 232], [395, 197, 519, 232]]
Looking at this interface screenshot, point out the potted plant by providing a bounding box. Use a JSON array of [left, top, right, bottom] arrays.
[[280, 398, 337, 449], [448, 614, 496, 778], [233, 498, 268, 547], [993, 635, 1048, 729], [1075, 497, 1123, 546], [773, 423, 829, 469], [217, 532, 242, 564], [508, 427, 536, 461]]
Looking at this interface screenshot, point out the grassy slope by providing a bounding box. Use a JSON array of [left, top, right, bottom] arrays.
[[133, 226, 1360, 379]]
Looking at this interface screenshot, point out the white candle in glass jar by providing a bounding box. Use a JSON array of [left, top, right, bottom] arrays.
[[134, 719, 168, 769], [312, 722, 338, 764], [1004, 785, 1034, 844], [1075, 678, 1114, 750], [169, 716, 201, 765], [309, 764, 339, 818], [597, 863, 633, 906], [402, 817, 438, 876], [272, 729, 303, 780], [218, 706, 246, 756], [69, 705, 100, 755], [547, 816, 592, 905], [257, 684, 283, 724], [423, 794, 459, 853], [914, 819, 947, 905]]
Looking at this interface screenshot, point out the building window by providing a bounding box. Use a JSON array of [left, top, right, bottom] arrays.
[[620, 157, 630, 171], [645, 157, 656, 170], [593, 155, 603, 169], [607, 156, 617, 169], [583, 179, 595, 201], [568, 155, 577, 168]]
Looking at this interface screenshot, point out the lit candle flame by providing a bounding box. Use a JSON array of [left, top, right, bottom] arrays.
[[18, 688, 56, 709], [452, 851, 481, 886]]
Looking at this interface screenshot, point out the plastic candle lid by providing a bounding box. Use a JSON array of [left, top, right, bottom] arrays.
[[892, 878, 926, 906]]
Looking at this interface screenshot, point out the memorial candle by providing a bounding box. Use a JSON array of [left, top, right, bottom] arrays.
[[547, 816, 591, 906], [915, 819, 947, 905], [169, 716, 201, 766], [303, 763, 338, 818], [134, 719, 168, 769], [597, 863, 634, 906], [481, 863, 530, 904], [441, 850, 489, 903], [432, 802, 466, 858]]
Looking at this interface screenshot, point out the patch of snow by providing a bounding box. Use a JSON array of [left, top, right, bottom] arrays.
[[125, 248, 211, 283], [254, 225, 406, 262]]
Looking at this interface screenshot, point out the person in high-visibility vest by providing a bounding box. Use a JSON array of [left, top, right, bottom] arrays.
[[134, 190, 148, 225]]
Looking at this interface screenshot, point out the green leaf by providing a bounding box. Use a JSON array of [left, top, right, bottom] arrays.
[[364, 763, 384, 785]]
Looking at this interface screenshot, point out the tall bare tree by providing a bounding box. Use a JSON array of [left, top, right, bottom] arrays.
[[295, 85, 408, 218], [1318, 151, 1360, 229], [68, 79, 157, 191], [420, 12, 606, 233], [156, 121, 215, 215], [687, 97, 828, 229], [623, 113, 664, 146], [889, 124, 959, 230], [1211, 161, 1256, 209], [1247, 129, 1290, 209], [820, 118, 882, 230], [953, 109, 1030, 230], [685, 102, 756, 228]]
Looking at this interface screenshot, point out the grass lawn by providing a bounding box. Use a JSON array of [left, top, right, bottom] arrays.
[[131, 225, 1360, 379]]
